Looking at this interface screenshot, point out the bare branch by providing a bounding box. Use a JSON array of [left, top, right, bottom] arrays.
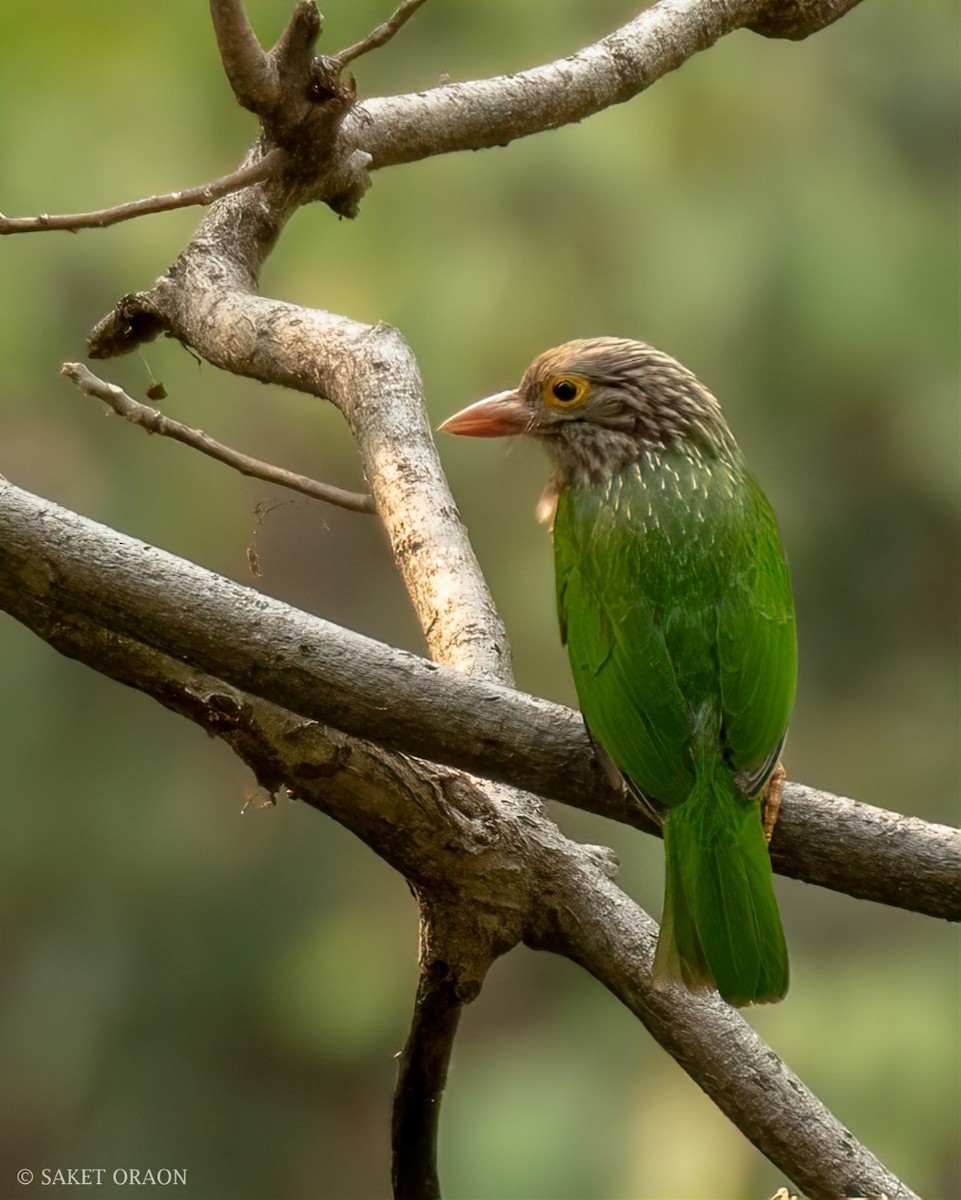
[[0, 525, 920, 1200], [268, 0, 324, 82], [392, 908, 493, 1200], [2, 478, 956, 924], [537, 860, 920, 1200], [87, 249, 513, 680], [61, 362, 376, 515], [0, 150, 284, 236], [209, 0, 279, 114], [338, 0, 868, 173], [210, 0, 349, 146], [3, 0, 868, 235], [334, 0, 429, 69], [392, 963, 458, 1200]]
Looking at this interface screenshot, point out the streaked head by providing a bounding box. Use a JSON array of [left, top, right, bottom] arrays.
[[440, 337, 738, 486]]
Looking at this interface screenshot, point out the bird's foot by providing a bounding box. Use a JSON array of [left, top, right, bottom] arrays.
[[761, 761, 785, 844]]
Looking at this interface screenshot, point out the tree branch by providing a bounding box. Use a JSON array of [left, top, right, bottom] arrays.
[[0, 150, 284, 235], [748, 0, 864, 40], [535, 860, 919, 1200], [392, 959, 460, 1200], [391, 906, 493, 1200], [334, 0, 429, 69], [87, 237, 514, 681], [2, 0, 867, 232], [335, 0, 866, 175], [209, 0, 281, 115], [60, 362, 375, 515], [2, 477, 956, 925], [267, 0, 325, 91], [0, 537, 920, 1200]]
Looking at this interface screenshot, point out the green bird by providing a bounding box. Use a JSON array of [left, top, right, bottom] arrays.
[[440, 337, 796, 1006]]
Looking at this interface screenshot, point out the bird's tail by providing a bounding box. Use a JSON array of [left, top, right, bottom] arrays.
[[653, 743, 788, 1007]]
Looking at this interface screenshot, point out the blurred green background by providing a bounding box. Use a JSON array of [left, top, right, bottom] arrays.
[[1, 2, 957, 1198]]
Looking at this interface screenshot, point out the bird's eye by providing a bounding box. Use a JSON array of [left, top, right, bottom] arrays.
[[544, 374, 588, 409]]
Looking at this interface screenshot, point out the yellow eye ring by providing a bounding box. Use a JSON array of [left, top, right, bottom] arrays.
[[543, 374, 589, 409]]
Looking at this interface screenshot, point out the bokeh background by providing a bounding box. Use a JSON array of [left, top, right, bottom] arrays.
[[1, 2, 957, 1198]]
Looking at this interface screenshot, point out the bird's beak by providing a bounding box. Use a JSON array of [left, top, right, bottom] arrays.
[[438, 389, 528, 438]]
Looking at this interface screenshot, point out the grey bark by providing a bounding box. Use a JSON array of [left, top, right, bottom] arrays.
[[0, 479, 919, 1200], [2, 479, 957, 925]]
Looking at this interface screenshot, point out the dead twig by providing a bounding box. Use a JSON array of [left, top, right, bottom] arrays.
[[61, 362, 376, 515], [334, 0, 428, 68], [0, 150, 283, 236]]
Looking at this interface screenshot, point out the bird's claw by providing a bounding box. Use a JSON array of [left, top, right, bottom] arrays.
[[761, 761, 786, 844]]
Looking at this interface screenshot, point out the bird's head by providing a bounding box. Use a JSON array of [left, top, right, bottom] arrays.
[[440, 337, 738, 488]]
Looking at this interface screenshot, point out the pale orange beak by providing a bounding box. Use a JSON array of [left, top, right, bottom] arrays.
[[438, 389, 529, 438]]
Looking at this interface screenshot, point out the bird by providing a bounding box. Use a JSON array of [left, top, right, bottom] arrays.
[[440, 337, 796, 1006]]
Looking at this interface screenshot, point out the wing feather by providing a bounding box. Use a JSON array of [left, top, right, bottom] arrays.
[[554, 454, 796, 805]]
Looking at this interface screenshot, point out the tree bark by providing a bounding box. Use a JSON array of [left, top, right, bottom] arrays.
[[0, 478, 921, 1200], [2, 478, 957, 926]]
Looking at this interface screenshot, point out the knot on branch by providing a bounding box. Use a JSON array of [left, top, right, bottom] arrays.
[[306, 55, 357, 107], [87, 292, 167, 359], [210, 1, 425, 218], [318, 148, 374, 219], [748, 0, 864, 41], [212, 1, 355, 164], [285, 57, 367, 216]]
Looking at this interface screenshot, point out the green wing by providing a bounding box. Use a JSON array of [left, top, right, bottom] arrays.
[[553, 450, 796, 804], [716, 476, 796, 790]]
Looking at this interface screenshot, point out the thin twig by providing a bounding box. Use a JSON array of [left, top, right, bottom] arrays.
[[0, 151, 283, 236], [334, 0, 428, 68], [61, 363, 376, 515]]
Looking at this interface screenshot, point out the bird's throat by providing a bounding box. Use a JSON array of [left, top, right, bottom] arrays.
[[547, 421, 650, 490]]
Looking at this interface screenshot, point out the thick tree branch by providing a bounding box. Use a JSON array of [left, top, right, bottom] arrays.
[[2, 477, 956, 925], [334, 0, 865, 176], [87, 212, 513, 682], [535, 861, 919, 1200], [209, 0, 281, 115], [392, 961, 460, 1200], [391, 904, 493, 1200], [61, 362, 375, 515], [0, 557, 919, 1200]]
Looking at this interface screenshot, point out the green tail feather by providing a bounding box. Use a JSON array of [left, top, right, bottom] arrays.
[[653, 754, 789, 1007]]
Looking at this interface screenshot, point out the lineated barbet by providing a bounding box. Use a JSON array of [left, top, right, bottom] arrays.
[[440, 338, 796, 1006]]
